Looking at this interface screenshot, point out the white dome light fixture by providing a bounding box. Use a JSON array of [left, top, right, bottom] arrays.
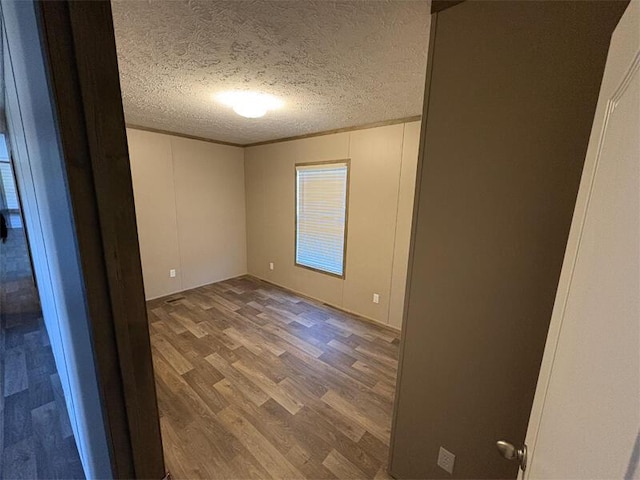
[[216, 91, 283, 119]]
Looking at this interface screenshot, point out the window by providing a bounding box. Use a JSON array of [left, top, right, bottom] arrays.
[[0, 162, 19, 210], [295, 161, 349, 277]]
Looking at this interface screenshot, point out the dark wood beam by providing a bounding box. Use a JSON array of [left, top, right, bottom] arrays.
[[36, 1, 165, 478]]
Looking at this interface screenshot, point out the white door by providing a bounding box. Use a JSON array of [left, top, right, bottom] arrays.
[[524, 1, 640, 478]]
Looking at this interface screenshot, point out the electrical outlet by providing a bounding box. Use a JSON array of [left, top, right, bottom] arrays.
[[372, 293, 380, 304], [437, 446, 455, 475], [169, 269, 176, 278], [269, 262, 274, 271]]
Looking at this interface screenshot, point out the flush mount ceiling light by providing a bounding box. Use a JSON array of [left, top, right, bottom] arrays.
[[215, 91, 283, 118]]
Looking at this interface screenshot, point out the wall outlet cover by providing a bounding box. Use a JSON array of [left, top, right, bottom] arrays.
[[437, 446, 455, 475], [269, 262, 274, 271], [373, 293, 380, 304], [169, 269, 176, 278]]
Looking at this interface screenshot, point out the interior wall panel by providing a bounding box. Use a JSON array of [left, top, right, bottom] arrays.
[[245, 132, 350, 308], [390, 2, 625, 477], [388, 121, 421, 329], [127, 129, 183, 299], [172, 136, 247, 290], [127, 128, 246, 299], [342, 124, 404, 322], [245, 121, 421, 327]]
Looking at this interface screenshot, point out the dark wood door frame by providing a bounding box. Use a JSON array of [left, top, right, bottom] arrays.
[[36, 1, 164, 478]]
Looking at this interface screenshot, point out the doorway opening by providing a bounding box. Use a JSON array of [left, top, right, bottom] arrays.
[[111, 1, 430, 477], [0, 134, 84, 479]]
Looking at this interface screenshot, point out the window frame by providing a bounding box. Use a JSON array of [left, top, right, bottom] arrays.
[[294, 159, 351, 279]]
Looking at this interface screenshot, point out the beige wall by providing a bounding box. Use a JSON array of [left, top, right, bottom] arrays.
[[127, 128, 247, 299], [245, 121, 420, 329], [127, 122, 420, 325], [389, 1, 622, 477]]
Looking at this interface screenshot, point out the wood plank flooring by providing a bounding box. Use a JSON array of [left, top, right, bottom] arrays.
[[0, 228, 84, 479], [148, 276, 400, 479]]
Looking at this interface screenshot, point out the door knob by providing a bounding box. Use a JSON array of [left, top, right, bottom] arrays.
[[496, 440, 527, 471]]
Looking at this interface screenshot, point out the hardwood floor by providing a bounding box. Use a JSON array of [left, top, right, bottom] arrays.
[[147, 276, 400, 479], [0, 228, 84, 479]]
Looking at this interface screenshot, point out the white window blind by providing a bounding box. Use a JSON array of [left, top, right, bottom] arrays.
[[296, 162, 348, 277], [0, 162, 19, 210]]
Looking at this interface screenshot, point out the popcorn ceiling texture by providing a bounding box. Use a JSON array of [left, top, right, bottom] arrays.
[[111, 0, 431, 145]]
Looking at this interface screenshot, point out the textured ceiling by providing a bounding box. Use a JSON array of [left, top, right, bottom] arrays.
[[111, 0, 431, 145]]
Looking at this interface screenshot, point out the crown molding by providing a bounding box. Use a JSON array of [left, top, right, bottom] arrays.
[[126, 115, 422, 149]]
